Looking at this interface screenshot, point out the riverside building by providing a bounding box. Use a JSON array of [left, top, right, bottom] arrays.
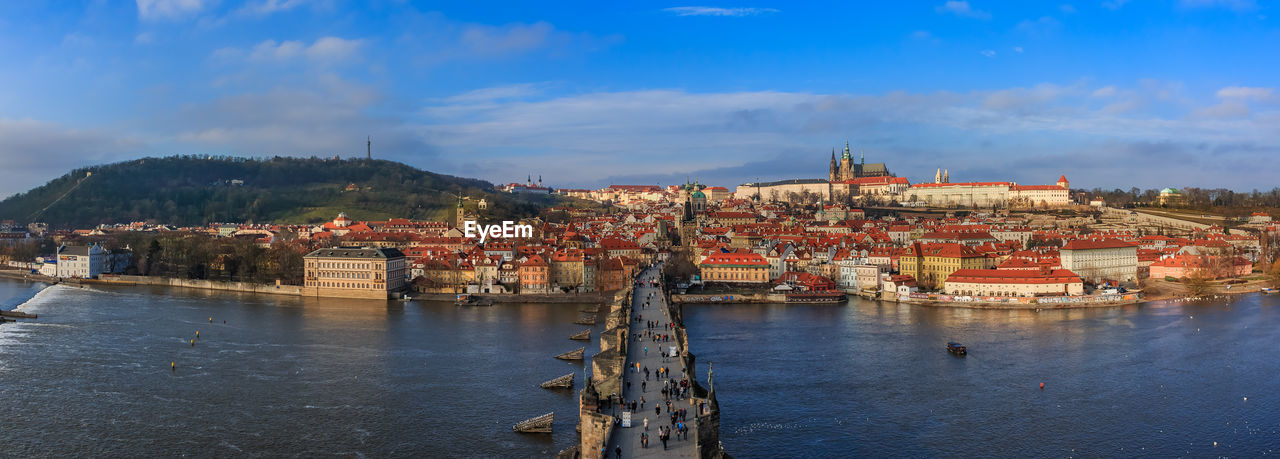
[[303, 247, 408, 299]]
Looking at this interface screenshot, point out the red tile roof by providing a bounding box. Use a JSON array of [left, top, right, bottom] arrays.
[[1061, 239, 1138, 250], [947, 269, 1082, 284]]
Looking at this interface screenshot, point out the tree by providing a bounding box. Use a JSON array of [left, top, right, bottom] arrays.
[[662, 248, 699, 282], [1185, 273, 1213, 296]]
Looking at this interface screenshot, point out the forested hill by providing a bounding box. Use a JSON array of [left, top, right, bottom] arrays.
[[0, 156, 559, 228]]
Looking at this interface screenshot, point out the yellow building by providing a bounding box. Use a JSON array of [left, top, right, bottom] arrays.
[[303, 247, 408, 299], [899, 242, 995, 291], [699, 252, 770, 283]]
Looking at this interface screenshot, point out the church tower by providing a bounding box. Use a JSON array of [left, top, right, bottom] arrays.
[[828, 149, 838, 183], [943, 169, 949, 183], [839, 141, 852, 181], [1057, 175, 1069, 189], [935, 168, 942, 184]]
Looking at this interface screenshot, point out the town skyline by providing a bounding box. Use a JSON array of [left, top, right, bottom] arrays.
[[1, 1, 1277, 198]]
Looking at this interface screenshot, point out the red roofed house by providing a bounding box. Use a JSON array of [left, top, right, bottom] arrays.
[[518, 254, 550, 294], [1149, 254, 1252, 279], [776, 271, 837, 291], [944, 267, 1084, 297], [1059, 239, 1138, 284]]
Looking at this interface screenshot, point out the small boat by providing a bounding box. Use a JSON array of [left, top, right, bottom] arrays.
[[1262, 287, 1276, 295], [555, 347, 585, 360], [540, 373, 575, 389], [512, 412, 554, 433], [569, 329, 591, 341], [947, 342, 967, 356]]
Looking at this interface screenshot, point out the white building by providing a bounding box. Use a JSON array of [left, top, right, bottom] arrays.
[[1059, 239, 1139, 285], [57, 244, 108, 279]]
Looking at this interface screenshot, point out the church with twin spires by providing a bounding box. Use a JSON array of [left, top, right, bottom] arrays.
[[829, 140, 891, 182]]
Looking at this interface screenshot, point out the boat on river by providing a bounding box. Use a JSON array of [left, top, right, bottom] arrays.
[[947, 342, 967, 356], [1262, 288, 1276, 294]]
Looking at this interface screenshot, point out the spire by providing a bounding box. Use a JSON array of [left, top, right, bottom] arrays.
[[366, 136, 371, 160], [860, 149, 865, 165], [935, 168, 941, 184], [943, 169, 949, 183], [842, 140, 851, 160]]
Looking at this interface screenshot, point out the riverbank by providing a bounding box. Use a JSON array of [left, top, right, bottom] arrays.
[[415, 292, 615, 304]]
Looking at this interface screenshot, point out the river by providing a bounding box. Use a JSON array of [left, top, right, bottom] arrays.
[[3, 277, 1279, 456], [683, 294, 1280, 457], [0, 278, 597, 457]]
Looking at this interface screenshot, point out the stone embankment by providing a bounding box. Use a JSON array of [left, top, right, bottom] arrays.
[[0, 270, 303, 297], [413, 292, 614, 304], [671, 292, 783, 304]]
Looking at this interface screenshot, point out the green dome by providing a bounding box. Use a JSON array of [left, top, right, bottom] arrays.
[[690, 190, 706, 198], [1160, 188, 1182, 195]]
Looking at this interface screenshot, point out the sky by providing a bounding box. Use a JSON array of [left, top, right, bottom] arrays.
[[0, 0, 1277, 198]]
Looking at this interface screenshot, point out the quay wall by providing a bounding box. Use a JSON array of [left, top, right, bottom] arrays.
[[671, 292, 784, 304], [104, 275, 304, 296], [413, 292, 614, 304]]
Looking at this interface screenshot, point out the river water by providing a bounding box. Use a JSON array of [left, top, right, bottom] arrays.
[[684, 294, 1280, 457], [0, 278, 597, 457], [4, 278, 1279, 457]]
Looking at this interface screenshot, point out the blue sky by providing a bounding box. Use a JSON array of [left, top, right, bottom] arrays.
[[0, 0, 1277, 198]]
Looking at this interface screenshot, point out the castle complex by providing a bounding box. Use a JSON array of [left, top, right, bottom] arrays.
[[735, 141, 1073, 209], [829, 141, 891, 182]]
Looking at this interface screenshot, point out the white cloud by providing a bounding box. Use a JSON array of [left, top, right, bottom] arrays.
[[134, 32, 156, 45], [910, 30, 933, 40], [1060, 4, 1077, 13], [1092, 86, 1118, 98], [980, 49, 996, 58], [136, 0, 211, 21], [444, 83, 545, 103], [414, 83, 1279, 189], [1014, 46, 1024, 53], [1217, 86, 1275, 100], [235, 36, 366, 64], [662, 7, 780, 17], [936, 1, 991, 19], [237, 0, 310, 16]]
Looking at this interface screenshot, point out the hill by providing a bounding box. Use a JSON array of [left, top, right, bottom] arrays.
[[0, 156, 563, 228]]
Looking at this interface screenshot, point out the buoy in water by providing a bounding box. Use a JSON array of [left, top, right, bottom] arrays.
[[171, 361, 175, 371], [209, 317, 213, 323], [196, 331, 200, 339], [1040, 382, 1045, 389], [190, 339, 195, 347]]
